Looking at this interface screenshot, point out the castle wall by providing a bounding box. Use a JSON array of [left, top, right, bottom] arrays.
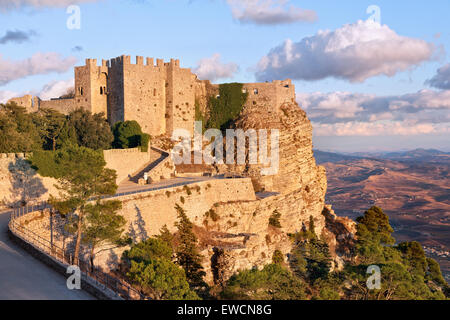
[[112, 177, 256, 242], [103, 146, 152, 184], [7, 95, 39, 113], [243, 79, 295, 114], [121, 56, 167, 136], [39, 98, 77, 114], [0, 153, 58, 209]]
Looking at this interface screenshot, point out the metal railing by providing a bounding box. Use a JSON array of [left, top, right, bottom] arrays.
[[8, 203, 148, 300]]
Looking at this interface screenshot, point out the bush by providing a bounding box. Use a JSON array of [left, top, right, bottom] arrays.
[[272, 250, 284, 264], [112, 120, 150, 151], [222, 264, 306, 300], [269, 210, 282, 228]]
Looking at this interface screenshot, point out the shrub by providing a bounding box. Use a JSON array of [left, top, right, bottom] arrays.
[[272, 250, 284, 264], [269, 210, 282, 228], [112, 120, 150, 151]]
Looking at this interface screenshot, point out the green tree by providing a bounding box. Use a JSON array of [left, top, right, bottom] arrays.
[[356, 206, 395, 245], [30, 145, 118, 265], [70, 200, 128, 270], [156, 224, 174, 250], [112, 120, 150, 151], [127, 259, 199, 300], [67, 108, 113, 150], [272, 250, 284, 264], [124, 237, 173, 263], [425, 258, 447, 286], [0, 103, 42, 152], [174, 204, 206, 290], [123, 237, 198, 300], [269, 210, 282, 228], [222, 264, 306, 300], [32, 108, 67, 151], [355, 206, 395, 264]]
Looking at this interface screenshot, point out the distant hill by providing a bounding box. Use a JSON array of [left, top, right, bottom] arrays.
[[315, 148, 450, 164], [315, 148, 450, 281], [313, 150, 362, 164], [379, 149, 450, 163]]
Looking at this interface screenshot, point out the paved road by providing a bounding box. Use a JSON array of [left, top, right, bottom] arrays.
[[0, 210, 93, 300], [116, 175, 221, 194], [0, 175, 242, 300]]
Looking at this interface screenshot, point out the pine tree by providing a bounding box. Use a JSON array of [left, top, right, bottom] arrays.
[[174, 204, 206, 290]]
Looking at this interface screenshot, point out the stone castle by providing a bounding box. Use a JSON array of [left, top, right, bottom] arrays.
[[9, 55, 296, 136]]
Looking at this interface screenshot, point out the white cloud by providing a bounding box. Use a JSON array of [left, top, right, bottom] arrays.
[[297, 89, 450, 137], [1, 78, 74, 104], [193, 53, 238, 82], [0, 52, 77, 86], [226, 0, 317, 25], [313, 121, 449, 137], [426, 63, 450, 90], [0, 0, 98, 11], [0, 90, 20, 104], [256, 20, 435, 82], [38, 79, 74, 100]]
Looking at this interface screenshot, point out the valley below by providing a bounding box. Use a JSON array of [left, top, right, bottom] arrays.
[[315, 150, 450, 282]]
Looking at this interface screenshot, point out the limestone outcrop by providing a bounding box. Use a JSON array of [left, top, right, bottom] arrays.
[[189, 101, 356, 284]]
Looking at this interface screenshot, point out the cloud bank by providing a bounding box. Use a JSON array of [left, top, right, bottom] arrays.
[[297, 90, 450, 136], [193, 53, 238, 82], [256, 20, 435, 82], [0, 52, 77, 86], [39, 79, 74, 100], [226, 0, 317, 25]]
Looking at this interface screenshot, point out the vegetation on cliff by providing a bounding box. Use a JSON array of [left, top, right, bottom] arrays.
[[120, 206, 207, 300], [174, 204, 207, 292], [221, 206, 449, 300], [122, 237, 198, 300], [206, 83, 248, 131]]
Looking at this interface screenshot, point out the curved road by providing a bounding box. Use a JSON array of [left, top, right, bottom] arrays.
[[0, 175, 237, 300], [0, 210, 93, 300]]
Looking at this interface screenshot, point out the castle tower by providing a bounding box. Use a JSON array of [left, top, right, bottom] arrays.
[[165, 58, 196, 136], [74, 58, 108, 115]]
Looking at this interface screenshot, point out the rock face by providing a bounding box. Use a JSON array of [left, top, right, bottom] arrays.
[[192, 101, 353, 285]]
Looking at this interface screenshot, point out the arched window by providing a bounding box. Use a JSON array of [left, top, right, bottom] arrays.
[[100, 87, 103, 95]]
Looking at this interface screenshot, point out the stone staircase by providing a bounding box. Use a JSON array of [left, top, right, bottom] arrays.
[[128, 147, 174, 184]]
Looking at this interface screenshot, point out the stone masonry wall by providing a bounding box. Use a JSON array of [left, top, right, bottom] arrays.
[[0, 153, 58, 208], [103, 146, 152, 184]]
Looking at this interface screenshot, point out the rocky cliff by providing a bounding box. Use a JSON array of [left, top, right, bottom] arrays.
[[183, 101, 356, 285]]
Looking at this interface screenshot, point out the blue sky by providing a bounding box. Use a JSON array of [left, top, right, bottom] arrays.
[[0, 0, 449, 152]]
